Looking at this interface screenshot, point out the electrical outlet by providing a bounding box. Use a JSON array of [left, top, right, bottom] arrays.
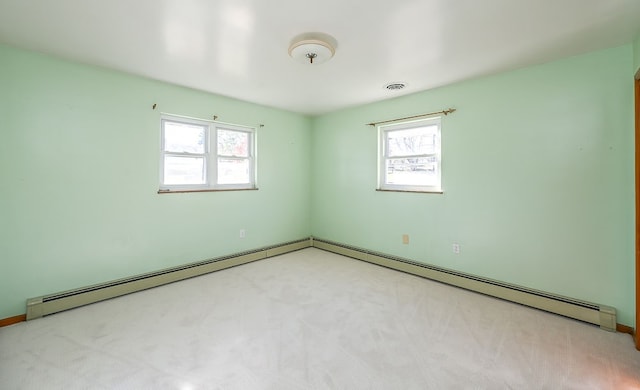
[[452, 243, 460, 254], [402, 234, 409, 244], [239, 229, 246, 239]]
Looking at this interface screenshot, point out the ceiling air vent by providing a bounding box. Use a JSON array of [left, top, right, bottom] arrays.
[[385, 83, 406, 90]]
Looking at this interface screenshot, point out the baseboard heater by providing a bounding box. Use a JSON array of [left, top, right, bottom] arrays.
[[26, 236, 616, 332], [26, 238, 312, 321], [310, 237, 617, 332]]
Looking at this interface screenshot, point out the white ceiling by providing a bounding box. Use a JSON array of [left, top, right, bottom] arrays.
[[1, 0, 639, 115]]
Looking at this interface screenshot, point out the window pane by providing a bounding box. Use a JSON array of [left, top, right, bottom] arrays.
[[217, 129, 249, 157], [218, 158, 250, 184], [164, 156, 206, 185], [387, 125, 437, 157], [164, 121, 205, 154], [386, 157, 438, 186]]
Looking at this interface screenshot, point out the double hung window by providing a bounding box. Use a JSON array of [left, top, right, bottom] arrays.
[[160, 115, 256, 191], [378, 117, 442, 193]]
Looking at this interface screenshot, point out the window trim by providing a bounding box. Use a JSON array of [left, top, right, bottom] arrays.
[[159, 114, 257, 193], [377, 116, 442, 193]]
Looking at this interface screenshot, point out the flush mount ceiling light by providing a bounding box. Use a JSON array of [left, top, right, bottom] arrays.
[[288, 33, 337, 65]]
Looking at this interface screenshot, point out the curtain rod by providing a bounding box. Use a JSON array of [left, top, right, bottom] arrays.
[[154, 105, 265, 128], [366, 108, 456, 127]]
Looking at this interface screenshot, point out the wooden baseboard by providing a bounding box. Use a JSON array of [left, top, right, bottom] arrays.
[[2, 316, 636, 337], [616, 323, 634, 335], [2, 309, 636, 341], [0, 314, 27, 328]]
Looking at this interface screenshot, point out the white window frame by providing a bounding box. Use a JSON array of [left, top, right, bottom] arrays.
[[378, 116, 442, 193], [160, 115, 256, 192]]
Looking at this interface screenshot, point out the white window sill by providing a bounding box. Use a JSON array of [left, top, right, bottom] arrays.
[[158, 188, 258, 194], [376, 188, 443, 194]]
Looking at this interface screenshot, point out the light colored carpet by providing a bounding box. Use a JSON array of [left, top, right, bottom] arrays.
[[1, 248, 639, 389]]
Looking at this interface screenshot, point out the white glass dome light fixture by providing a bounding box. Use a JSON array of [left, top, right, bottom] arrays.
[[288, 33, 337, 65]]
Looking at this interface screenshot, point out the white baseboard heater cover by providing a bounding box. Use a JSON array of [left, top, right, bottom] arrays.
[[311, 237, 616, 332], [26, 236, 616, 332], [26, 238, 311, 321]]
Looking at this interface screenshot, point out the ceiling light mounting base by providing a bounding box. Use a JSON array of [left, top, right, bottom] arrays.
[[289, 33, 337, 65]]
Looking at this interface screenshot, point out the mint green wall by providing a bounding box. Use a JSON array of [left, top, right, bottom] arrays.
[[0, 44, 311, 319], [634, 34, 640, 75], [311, 45, 635, 326], [1, 43, 635, 327]]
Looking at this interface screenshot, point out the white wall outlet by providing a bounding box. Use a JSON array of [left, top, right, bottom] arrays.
[[452, 243, 460, 254], [239, 229, 246, 239], [402, 234, 409, 244]]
